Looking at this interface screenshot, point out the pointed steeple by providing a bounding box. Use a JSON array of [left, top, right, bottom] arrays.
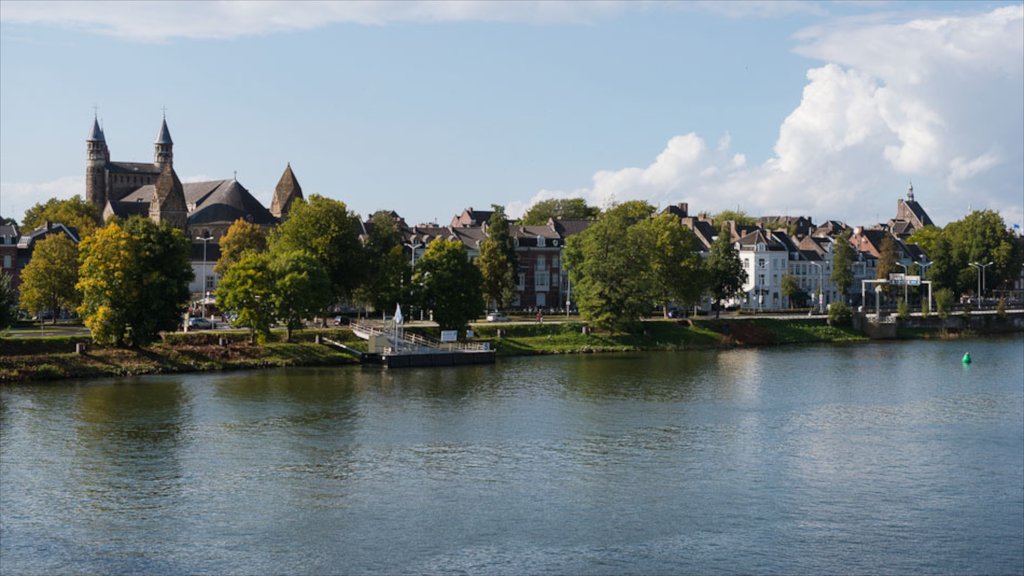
[[907, 179, 915, 202], [271, 162, 304, 220], [88, 115, 105, 142], [154, 114, 173, 169]]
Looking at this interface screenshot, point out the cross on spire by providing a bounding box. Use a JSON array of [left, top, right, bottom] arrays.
[[161, 105, 167, 119], [92, 104, 99, 118]]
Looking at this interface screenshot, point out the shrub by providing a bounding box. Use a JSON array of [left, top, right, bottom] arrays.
[[896, 300, 910, 321], [828, 302, 852, 326], [962, 301, 972, 318], [935, 288, 953, 320], [996, 298, 1007, 319], [921, 300, 930, 319]]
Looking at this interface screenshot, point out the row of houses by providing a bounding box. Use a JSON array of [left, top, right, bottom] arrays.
[[0, 114, 953, 314]]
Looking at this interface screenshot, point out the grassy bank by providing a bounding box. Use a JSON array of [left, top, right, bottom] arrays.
[[0, 328, 363, 383]]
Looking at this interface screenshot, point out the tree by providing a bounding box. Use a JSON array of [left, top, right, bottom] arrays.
[[712, 209, 756, 227], [0, 273, 16, 330], [413, 238, 483, 333], [520, 198, 600, 225], [935, 288, 954, 319], [270, 249, 332, 342], [215, 218, 268, 276], [271, 195, 365, 304], [356, 212, 407, 315], [216, 252, 276, 344], [477, 206, 519, 312], [830, 231, 855, 302], [781, 274, 802, 309], [77, 219, 193, 347], [706, 223, 747, 318], [563, 201, 656, 331], [634, 213, 704, 317], [876, 234, 898, 297], [943, 210, 1023, 296], [22, 196, 100, 238], [18, 235, 79, 324]]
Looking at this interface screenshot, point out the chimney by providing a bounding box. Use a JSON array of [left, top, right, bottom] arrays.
[[677, 202, 688, 217]]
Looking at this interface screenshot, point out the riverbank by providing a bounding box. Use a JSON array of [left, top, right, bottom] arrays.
[[2, 317, 1020, 383]]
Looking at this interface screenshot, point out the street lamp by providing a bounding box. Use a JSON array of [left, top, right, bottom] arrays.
[[969, 261, 994, 305], [196, 234, 213, 318], [809, 261, 824, 314], [403, 241, 425, 269], [894, 262, 908, 306]]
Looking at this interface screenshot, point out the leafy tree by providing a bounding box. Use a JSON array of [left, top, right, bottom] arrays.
[[520, 198, 600, 225], [830, 231, 855, 302], [927, 234, 958, 292], [414, 238, 483, 333], [18, 235, 79, 324], [216, 252, 276, 344], [876, 234, 898, 297], [907, 225, 943, 256], [706, 223, 747, 318], [270, 249, 331, 341], [781, 274, 802, 309], [563, 201, 656, 331], [935, 288, 954, 320], [827, 301, 852, 326], [77, 219, 192, 347], [712, 209, 756, 227], [356, 212, 406, 315], [943, 210, 1023, 296], [0, 272, 16, 329], [634, 212, 704, 317], [477, 206, 519, 312], [215, 218, 268, 276], [271, 195, 365, 304], [22, 196, 100, 238]]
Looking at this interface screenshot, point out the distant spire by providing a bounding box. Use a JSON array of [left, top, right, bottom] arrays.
[[155, 116, 173, 145], [88, 115, 105, 142], [907, 179, 915, 202]]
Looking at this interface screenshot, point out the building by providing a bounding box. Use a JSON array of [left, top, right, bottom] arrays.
[[1, 222, 20, 287]]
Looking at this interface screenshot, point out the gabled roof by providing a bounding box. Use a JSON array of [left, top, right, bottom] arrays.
[[513, 225, 561, 240], [770, 230, 801, 254], [736, 229, 786, 251], [17, 222, 80, 249], [271, 163, 303, 219], [108, 161, 160, 175], [451, 207, 496, 228], [681, 218, 717, 251], [187, 179, 275, 226], [153, 165, 187, 212], [0, 223, 19, 238], [549, 218, 592, 238], [811, 220, 849, 238]]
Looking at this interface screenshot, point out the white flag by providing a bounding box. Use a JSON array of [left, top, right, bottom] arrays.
[[394, 304, 403, 325]]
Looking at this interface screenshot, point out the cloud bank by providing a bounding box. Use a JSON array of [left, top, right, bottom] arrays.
[[511, 6, 1024, 228]]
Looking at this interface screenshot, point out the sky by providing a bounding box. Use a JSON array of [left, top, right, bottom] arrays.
[[1, 0, 1022, 230]]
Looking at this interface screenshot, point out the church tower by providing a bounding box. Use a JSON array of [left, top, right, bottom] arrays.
[[154, 115, 173, 170], [150, 163, 188, 230], [270, 163, 304, 220], [86, 115, 109, 214]]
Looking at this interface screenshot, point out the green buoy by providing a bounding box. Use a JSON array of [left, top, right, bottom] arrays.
[[962, 352, 972, 364]]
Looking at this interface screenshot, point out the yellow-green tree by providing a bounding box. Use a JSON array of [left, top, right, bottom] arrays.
[[215, 218, 268, 276], [77, 224, 136, 345], [18, 235, 80, 324], [216, 251, 276, 344]]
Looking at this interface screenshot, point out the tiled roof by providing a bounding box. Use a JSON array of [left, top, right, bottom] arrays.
[[153, 165, 187, 212], [188, 180, 275, 225], [550, 218, 592, 237], [271, 164, 303, 218], [514, 225, 560, 240], [108, 161, 160, 175]]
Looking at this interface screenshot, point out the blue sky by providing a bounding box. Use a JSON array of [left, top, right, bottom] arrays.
[[1, 1, 1021, 229]]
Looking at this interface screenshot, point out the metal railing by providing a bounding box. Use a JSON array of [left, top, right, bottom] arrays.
[[350, 320, 489, 352]]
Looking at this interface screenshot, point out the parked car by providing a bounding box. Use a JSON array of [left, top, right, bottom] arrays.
[[188, 317, 214, 330], [486, 312, 510, 322]]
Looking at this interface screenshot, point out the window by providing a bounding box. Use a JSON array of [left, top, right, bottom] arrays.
[[535, 255, 546, 270], [535, 272, 549, 289], [205, 275, 216, 290], [537, 235, 545, 247], [517, 273, 525, 290], [758, 258, 766, 269], [552, 273, 560, 288], [2, 255, 10, 268]]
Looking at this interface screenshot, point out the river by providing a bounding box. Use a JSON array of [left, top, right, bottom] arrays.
[[2, 336, 1022, 575]]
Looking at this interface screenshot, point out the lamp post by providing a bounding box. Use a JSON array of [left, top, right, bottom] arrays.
[[895, 262, 908, 306], [969, 261, 994, 306], [403, 241, 424, 320], [809, 261, 824, 314], [196, 234, 213, 318]]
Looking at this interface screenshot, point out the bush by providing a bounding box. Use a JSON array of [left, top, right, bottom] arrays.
[[896, 300, 910, 321], [921, 300, 930, 319], [827, 302, 852, 326], [996, 298, 1007, 319], [935, 288, 953, 320], [962, 301, 972, 318]]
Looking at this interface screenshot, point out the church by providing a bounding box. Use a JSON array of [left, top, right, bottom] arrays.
[[85, 115, 303, 240]]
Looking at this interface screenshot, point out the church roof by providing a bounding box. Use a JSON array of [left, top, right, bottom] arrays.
[[108, 161, 160, 175], [153, 165, 187, 212], [88, 117, 105, 142], [188, 179, 276, 225], [271, 163, 303, 218], [900, 199, 934, 227], [155, 117, 173, 145]]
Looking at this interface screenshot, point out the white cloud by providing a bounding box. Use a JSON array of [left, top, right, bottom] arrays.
[[0, 0, 629, 42], [517, 6, 1024, 228], [0, 176, 83, 221]]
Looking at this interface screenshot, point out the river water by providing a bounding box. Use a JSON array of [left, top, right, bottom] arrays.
[[2, 336, 1022, 575]]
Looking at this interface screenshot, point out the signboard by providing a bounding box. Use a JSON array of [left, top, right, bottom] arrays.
[[888, 273, 905, 283], [465, 330, 474, 339], [440, 330, 458, 342], [888, 273, 921, 286], [906, 275, 921, 286]]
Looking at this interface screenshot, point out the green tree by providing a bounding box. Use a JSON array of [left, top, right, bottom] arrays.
[[18, 235, 79, 324], [22, 196, 101, 238], [477, 206, 519, 312], [519, 198, 600, 225], [0, 272, 16, 329], [414, 238, 483, 333], [271, 195, 365, 304], [943, 210, 1023, 296], [927, 234, 959, 292], [356, 212, 407, 315], [77, 219, 192, 347], [830, 231, 855, 303], [270, 249, 332, 341], [635, 213, 704, 317], [876, 234, 898, 298], [563, 201, 656, 331], [215, 218, 268, 276], [216, 252, 276, 344], [781, 274, 801, 309], [935, 288, 954, 320], [828, 301, 852, 326], [706, 223, 747, 318], [712, 209, 756, 227]]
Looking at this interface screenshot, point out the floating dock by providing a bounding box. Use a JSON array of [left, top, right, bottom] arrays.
[[330, 321, 496, 368]]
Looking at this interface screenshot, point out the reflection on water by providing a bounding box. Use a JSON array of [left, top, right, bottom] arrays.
[[2, 335, 1022, 575]]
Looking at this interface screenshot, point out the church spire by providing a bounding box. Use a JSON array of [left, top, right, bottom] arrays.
[[271, 162, 303, 220], [154, 114, 173, 169], [907, 179, 915, 202]]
